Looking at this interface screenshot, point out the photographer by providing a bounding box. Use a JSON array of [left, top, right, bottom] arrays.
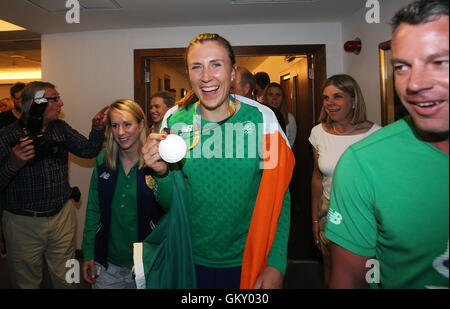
[[0, 81, 108, 288]]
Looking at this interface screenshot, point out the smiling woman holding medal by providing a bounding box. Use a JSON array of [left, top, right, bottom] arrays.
[[81, 99, 162, 289], [140, 33, 295, 289]]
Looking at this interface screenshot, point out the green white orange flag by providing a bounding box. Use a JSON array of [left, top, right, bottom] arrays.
[[237, 95, 295, 288], [133, 95, 295, 289]]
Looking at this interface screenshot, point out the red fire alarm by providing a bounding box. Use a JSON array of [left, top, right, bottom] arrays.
[[344, 38, 362, 55]]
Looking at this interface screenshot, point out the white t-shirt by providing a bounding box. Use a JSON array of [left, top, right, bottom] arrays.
[[286, 112, 297, 147], [308, 122, 381, 199]]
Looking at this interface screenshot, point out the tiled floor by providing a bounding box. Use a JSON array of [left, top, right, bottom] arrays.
[[0, 256, 324, 289]]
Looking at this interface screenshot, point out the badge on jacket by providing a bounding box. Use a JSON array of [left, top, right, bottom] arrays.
[[145, 175, 155, 189]]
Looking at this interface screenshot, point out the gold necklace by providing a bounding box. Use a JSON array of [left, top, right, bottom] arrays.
[[332, 122, 357, 135]]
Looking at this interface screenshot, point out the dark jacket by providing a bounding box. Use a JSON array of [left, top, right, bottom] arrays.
[[94, 159, 162, 267]]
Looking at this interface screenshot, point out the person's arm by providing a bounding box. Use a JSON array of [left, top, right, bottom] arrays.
[[0, 128, 33, 191], [61, 120, 105, 159], [329, 243, 371, 289], [0, 138, 35, 191], [256, 188, 290, 289], [288, 114, 297, 146], [82, 260, 96, 285], [81, 158, 101, 283], [252, 265, 283, 289], [60, 106, 108, 159], [91, 106, 109, 131], [142, 133, 173, 211], [324, 149, 378, 289], [311, 147, 323, 247], [153, 172, 173, 212]]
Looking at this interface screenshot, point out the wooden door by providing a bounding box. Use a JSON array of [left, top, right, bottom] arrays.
[[278, 58, 319, 260]]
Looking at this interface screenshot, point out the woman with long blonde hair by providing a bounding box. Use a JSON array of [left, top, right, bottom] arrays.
[[82, 99, 162, 289], [263, 82, 297, 147]]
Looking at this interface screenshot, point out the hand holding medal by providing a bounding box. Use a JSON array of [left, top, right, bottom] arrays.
[[158, 134, 187, 163], [142, 132, 187, 177]]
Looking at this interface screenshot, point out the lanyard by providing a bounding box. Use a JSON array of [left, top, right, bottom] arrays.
[[164, 96, 237, 151]]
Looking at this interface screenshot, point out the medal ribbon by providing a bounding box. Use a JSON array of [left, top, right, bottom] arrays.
[[189, 97, 236, 150], [163, 95, 237, 150]]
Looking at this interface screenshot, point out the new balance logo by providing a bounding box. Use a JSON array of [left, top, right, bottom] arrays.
[[99, 172, 110, 180], [328, 209, 343, 225]]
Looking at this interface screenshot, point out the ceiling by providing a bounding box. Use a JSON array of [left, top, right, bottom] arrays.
[[0, 0, 366, 34]]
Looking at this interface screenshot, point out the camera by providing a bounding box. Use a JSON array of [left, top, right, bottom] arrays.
[[18, 90, 67, 164]]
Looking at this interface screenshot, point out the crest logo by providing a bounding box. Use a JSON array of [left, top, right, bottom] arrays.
[[99, 172, 110, 180], [242, 121, 256, 135], [426, 240, 449, 289], [432, 240, 449, 279], [145, 175, 155, 189]]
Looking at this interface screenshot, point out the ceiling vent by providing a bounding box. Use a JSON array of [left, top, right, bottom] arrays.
[[25, 0, 122, 13]]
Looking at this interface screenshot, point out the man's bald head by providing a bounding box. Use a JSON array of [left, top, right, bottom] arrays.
[[231, 66, 256, 98]]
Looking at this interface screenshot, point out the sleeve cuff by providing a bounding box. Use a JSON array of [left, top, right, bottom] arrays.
[[267, 257, 287, 276], [324, 229, 375, 258], [81, 246, 95, 262], [5, 160, 19, 175]]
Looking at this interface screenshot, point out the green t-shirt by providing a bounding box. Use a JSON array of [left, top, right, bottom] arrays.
[[325, 116, 449, 288], [155, 101, 290, 273], [82, 151, 139, 269]]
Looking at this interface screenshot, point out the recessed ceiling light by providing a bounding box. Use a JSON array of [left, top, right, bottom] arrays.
[[0, 19, 26, 32], [231, 0, 313, 4], [0, 71, 42, 80]]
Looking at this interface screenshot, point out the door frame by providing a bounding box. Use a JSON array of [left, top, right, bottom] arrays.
[[134, 44, 326, 124]]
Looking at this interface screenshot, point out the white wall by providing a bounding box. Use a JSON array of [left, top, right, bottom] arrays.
[[42, 22, 342, 249], [341, 0, 413, 125]]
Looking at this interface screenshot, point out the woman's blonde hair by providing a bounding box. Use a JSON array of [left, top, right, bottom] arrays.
[[318, 74, 367, 125], [104, 99, 148, 171], [263, 82, 290, 125]]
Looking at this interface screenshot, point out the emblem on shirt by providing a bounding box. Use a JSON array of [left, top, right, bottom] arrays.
[[426, 240, 449, 289], [145, 175, 155, 189], [242, 121, 256, 135], [181, 125, 193, 133], [99, 172, 110, 180], [328, 209, 343, 225]]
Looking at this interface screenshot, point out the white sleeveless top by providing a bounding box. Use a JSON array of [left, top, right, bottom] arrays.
[[309, 123, 381, 199]]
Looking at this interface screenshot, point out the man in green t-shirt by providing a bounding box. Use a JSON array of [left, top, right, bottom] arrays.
[[325, 0, 449, 288]]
